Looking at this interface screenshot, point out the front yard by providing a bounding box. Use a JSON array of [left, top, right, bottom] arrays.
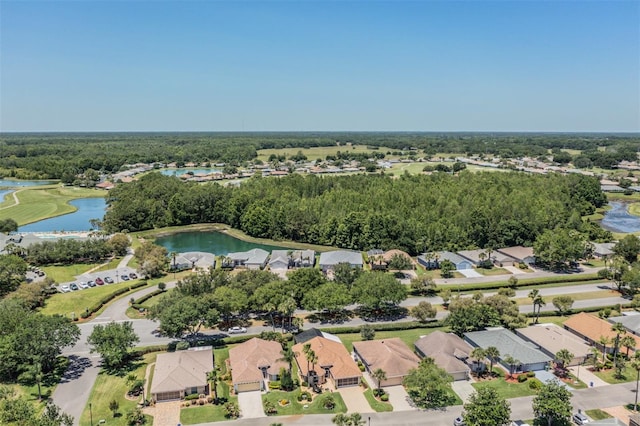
[[471, 377, 540, 399], [593, 363, 639, 384], [262, 389, 347, 416]]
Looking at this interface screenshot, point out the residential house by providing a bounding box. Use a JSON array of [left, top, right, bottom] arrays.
[[228, 338, 288, 393], [593, 242, 616, 259], [368, 249, 414, 271], [609, 313, 640, 337], [318, 250, 363, 272], [515, 324, 592, 366], [496, 246, 536, 266], [414, 331, 472, 381], [268, 250, 290, 270], [417, 251, 473, 271], [457, 249, 493, 267], [150, 349, 213, 402], [564, 312, 640, 353], [292, 336, 361, 388], [170, 252, 216, 271], [268, 249, 315, 270], [464, 327, 552, 372], [224, 248, 269, 270], [294, 328, 342, 345], [352, 338, 420, 387]]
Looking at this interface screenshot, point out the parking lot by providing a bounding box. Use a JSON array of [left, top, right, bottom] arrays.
[[57, 266, 141, 293]]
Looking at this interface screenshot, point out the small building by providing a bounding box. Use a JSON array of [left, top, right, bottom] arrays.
[[171, 252, 216, 271], [592, 242, 616, 259], [414, 331, 472, 381], [318, 250, 363, 272], [151, 349, 213, 402], [564, 312, 640, 353], [268, 250, 290, 270], [292, 336, 361, 389], [228, 338, 287, 393], [224, 248, 269, 270], [352, 338, 420, 387], [268, 249, 315, 270], [457, 249, 493, 267], [496, 246, 536, 265], [464, 327, 552, 372], [515, 324, 592, 366], [609, 313, 640, 337]]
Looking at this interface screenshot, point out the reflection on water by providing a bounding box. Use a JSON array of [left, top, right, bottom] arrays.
[[601, 202, 640, 233], [160, 168, 221, 177], [19, 198, 107, 232]]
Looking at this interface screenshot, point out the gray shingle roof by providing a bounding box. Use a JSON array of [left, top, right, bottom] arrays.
[[464, 328, 552, 365], [319, 250, 363, 267], [609, 314, 640, 335]]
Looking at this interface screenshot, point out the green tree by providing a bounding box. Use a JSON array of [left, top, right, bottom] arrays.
[[286, 268, 327, 305], [440, 260, 454, 278], [621, 335, 636, 357], [333, 263, 362, 288], [109, 399, 119, 418], [360, 324, 375, 341], [207, 369, 218, 403], [213, 286, 248, 325], [533, 228, 590, 270], [446, 300, 501, 336], [134, 241, 168, 278], [403, 357, 454, 409], [107, 233, 130, 256], [552, 296, 574, 315], [502, 355, 519, 378], [611, 321, 627, 361], [485, 346, 500, 375], [529, 289, 546, 324], [613, 235, 640, 263], [0, 218, 18, 234], [0, 254, 28, 296], [351, 271, 407, 311], [463, 387, 511, 426], [372, 368, 387, 392], [87, 321, 140, 370], [410, 275, 437, 296], [470, 347, 486, 374], [150, 294, 219, 338], [554, 349, 573, 378], [410, 301, 437, 322], [532, 380, 572, 426], [302, 282, 352, 314]]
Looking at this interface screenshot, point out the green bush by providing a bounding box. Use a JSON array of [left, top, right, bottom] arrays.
[[528, 379, 542, 390], [268, 381, 281, 390], [526, 371, 536, 378], [380, 394, 389, 402], [185, 393, 200, 401], [441, 274, 601, 293], [176, 341, 190, 351], [517, 374, 528, 383]]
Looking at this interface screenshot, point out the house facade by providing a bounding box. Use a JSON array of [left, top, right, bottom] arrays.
[[224, 248, 269, 270], [292, 336, 361, 389], [515, 324, 592, 366], [353, 338, 420, 387], [229, 338, 287, 393], [318, 250, 363, 272], [414, 331, 472, 381], [151, 349, 213, 402], [417, 251, 474, 270]]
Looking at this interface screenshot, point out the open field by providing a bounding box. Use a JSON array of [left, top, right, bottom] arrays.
[[256, 145, 392, 162], [0, 185, 105, 225], [42, 262, 106, 283]]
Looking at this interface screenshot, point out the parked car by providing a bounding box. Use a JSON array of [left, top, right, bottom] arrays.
[[121, 275, 130, 281], [70, 283, 79, 291], [88, 280, 96, 287], [228, 326, 247, 334], [573, 413, 589, 425], [95, 277, 104, 285], [37, 270, 45, 277], [60, 285, 71, 293], [104, 276, 114, 284], [129, 272, 138, 279], [454, 417, 466, 426], [78, 281, 89, 289]]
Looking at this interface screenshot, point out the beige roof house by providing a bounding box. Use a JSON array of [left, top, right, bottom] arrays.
[[151, 349, 213, 402], [353, 338, 420, 387], [414, 331, 472, 381], [516, 324, 592, 366], [496, 246, 536, 264], [564, 312, 640, 352], [293, 336, 361, 388], [229, 338, 287, 393]]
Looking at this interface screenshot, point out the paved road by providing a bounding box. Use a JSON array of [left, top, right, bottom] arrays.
[[433, 265, 602, 286], [51, 355, 101, 426]]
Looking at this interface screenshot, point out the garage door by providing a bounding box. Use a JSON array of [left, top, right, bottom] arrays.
[[155, 391, 181, 401], [236, 382, 261, 393]]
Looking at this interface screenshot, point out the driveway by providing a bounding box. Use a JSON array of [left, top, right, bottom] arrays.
[[504, 265, 526, 275], [238, 390, 265, 419], [338, 387, 372, 414], [568, 365, 609, 388], [51, 355, 101, 426], [451, 380, 476, 403], [150, 400, 181, 426], [385, 385, 415, 411], [458, 269, 483, 278]]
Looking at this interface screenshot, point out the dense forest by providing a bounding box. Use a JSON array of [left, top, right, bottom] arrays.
[[0, 132, 637, 179], [103, 171, 608, 254]]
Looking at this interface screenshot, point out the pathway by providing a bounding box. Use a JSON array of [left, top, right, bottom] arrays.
[[568, 365, 609, 388], [0, 189, 21, 210], [51, 354, 101, 426]]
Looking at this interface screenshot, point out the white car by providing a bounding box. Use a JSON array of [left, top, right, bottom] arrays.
[[60, 285, 71, 293], [573, 413, 589, 425], [228, 326, 247, 334], [78, 281, 89, 289]]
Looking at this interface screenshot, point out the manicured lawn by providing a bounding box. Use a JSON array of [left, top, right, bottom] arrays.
[[476, 267, 512, 276], [593, 364, 638, 384], [471, 378, 539, 399], [40, 280, 148, 318], [42, 262, 106, 283], [514, 290, 616, 306], [363, 388, 392, 412], [0, 185, 104, 226], [94, 257, 123, 272], [586, 409, 612, 420], [337, 327, 444, 352], [79, 353, 156, 426], [262, 389, 347, 416], [181, 404, 234, 424]]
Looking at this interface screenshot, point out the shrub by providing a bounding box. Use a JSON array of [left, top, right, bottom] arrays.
[[206, 396, 213, 403], [185, 394, 200, 401], [301, 381, 308, 387], [526, 371, 536, 378], [176, 341, 190, 351], [198, 399, 205, 406], [184, 401, 190, 407], [269, 381, 281, 390], [380, 394, 389, 402], [528, 379, 542, 390], [517, 374, 528, 383]]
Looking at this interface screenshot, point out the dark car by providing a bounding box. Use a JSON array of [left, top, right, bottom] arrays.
[[70, 283, 79, 291], [95, 277, 104, 285], [129, 272, 138, 279], [88, 280, 96, 287], [121, 275, 130, 281], [104, 276, 114, 284]]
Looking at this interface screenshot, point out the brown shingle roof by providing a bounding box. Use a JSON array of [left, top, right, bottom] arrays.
[[353, 338, 419, 378], [564, 312, 640, 349], [414, 331, 472, 375], [293, 336, 361, 381], [496, 246, 534, 261], [381, 250, 415, 265], [151, 350, 213, 394], [229, 338, 287, 385]]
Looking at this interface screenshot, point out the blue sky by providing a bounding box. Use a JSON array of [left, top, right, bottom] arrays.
[[1, 1, 638, 132]]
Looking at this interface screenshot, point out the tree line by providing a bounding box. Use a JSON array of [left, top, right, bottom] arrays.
[[103, 171, 608, 255]]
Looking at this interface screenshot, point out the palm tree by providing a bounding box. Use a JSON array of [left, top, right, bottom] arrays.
[[528, 289, 545, 324], [278, 297, 297, 332], [555, 349, 574, 377], [589, 346, 602, 371], [621, 335, 636, 357], [207, 369, 218, 402], [485, 346, 500, 377], [332, 413, 350, 426], [302, 343, 312, 374], [611, 322, 626, 361], [631, 354, 640, 412], [170, 251, 178, 278], [279, 346, 297, 372], [264, 302, 277, 331], [598, 336, 610, 362], [372, 368, 387, 393], [470, 347, 487, 375], [502, 355, 519, 378]]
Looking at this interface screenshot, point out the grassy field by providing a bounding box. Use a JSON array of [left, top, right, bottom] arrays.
[[94, 257, 123, 273], [256, 145, 390, 162], [0, 185, 105, 225], [40, 280, 147, 317], [79, 353, 156, 426], [42, 262, 106, 283], [262, 389, 347, 416]]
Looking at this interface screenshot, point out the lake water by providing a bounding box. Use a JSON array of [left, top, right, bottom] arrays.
[[601, 202, 640, 233], [0, 190, 12, 203], [160, 168, 221, 177], [155, 231, 287, 255], [0, 179, 57, 187], [19, 198, 107, 232]]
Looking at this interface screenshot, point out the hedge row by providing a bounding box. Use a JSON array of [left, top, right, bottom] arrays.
[[530, 303, 632, 318], [438, 273, 601, 293], [131, 288, 166, 310], [79, 281, 149, 319], [321, 320, 444, 335]]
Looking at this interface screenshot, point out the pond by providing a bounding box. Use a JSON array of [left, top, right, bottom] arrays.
[[0, 179, 57, 187], [154, 231, 287, 255], [0, 190, 12, 203], [601, 201, 640, 233], [19, 198, 107, 232], [160, 168, 221, 177]]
